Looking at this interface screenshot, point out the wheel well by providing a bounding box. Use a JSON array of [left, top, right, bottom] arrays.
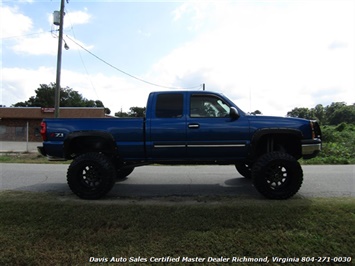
[[253, 134, 302, 160], [64, 136, 116, 159]]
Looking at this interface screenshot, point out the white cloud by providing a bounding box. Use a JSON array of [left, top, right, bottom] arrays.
[[1, 66, 148, 114], [12, 31, 58, 55], [59, 69, 153, 114], [137, 29, 151, 38], [1, 5, 93, 56], [172, 1, 219, 31], [1, 1, 354, 117], [48, 9, 92, 29], [66, 10, 91, 27], [10, 32, 94, 56], [148, 0, 355, 115], [0, 5, 33, 38], [1, 67, 55, 106], [63, 35, 94, 53]]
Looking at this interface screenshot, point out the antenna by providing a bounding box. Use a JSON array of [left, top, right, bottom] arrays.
[[249, 87, 252, 113]]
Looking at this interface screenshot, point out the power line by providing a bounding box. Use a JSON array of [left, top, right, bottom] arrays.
[[1, 29, 202, 90], [65, 7, 99, 100], [1, 31, 51, 40], [65, 34, 202, 90]]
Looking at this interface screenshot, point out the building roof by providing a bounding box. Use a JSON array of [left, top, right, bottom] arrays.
[[0, 107, 106, 119]]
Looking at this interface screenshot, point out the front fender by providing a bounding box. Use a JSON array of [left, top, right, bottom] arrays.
[[252, 128, 303, 143], [250, 128, 303, 158]]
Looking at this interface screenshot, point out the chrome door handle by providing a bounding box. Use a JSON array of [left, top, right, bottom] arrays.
[[188, 124, 200, 128]]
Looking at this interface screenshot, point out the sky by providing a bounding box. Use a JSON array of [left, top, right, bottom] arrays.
[[1, 0, 354, 116]]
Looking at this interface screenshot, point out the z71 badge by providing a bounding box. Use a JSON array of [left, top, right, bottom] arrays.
[[50, 132, 64, 138]]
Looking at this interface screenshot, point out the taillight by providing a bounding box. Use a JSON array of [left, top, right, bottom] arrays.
[[310, 120, 321, 139], [40, 121, 47, 141], [310, 121, 315, 139]]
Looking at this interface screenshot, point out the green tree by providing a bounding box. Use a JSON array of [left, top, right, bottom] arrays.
[[115, 107, 146, 117], [251, 110, 262, 115], [13, 84, 55, 107], [287, 107, 315, 120], [287, 102, 355, 125], [129, 107, 146, 117], [115, 110, 130, 117], [324, 102, 347, 118], [12, 83, 110, 114], [327, 104, 355, 125], [313, 104, 324, 124]]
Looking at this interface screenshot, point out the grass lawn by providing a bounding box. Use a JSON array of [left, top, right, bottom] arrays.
[[0, 191, 354, 266], [0, 153, 69, 164]]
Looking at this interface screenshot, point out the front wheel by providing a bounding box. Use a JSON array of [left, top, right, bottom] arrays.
[[252, 152, 303, 199], [67, 152, 116, 199]]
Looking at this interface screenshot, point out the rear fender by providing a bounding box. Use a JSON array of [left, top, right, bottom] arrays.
[[63, 131, 117, 159]]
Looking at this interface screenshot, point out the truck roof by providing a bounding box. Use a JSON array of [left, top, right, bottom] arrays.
[[151, 90, 221, 94]]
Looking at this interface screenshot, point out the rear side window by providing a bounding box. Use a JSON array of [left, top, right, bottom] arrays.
[[155, 94, 183, 118]]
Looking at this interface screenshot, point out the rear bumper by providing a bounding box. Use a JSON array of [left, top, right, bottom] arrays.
[[301, 139, 321, 159], [37, 146, 66, 161]]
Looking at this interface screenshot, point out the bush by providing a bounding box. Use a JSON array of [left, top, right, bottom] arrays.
[[302, 124, 355, 164], [335, 122, 347, 132]]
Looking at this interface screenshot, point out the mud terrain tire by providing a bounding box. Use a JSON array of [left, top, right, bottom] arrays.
[[67, 152, 116, 199], [252, 152, 303, 199], [235, 163, 252, 179]]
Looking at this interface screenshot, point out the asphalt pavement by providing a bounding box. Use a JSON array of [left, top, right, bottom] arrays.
[[1, 164, 354, 200]]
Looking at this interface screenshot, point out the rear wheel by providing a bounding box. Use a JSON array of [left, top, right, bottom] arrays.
[[252, 152, 303, 199], [67, 152, 116, 199], [235, 163, 252, 179]]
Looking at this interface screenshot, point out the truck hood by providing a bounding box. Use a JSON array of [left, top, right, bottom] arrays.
[[246, 114, 309, 123], [246, 115, 312, 138]]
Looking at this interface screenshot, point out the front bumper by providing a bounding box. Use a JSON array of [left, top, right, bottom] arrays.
[[301, 139, 321, 159]]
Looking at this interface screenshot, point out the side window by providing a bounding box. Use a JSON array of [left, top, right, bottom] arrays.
[[190, 95, 230, 118], [155, 94, 183, 118]]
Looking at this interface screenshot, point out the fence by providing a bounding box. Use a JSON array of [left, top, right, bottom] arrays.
[[0, 121, 42, 142], [0, 122, 42, 152]]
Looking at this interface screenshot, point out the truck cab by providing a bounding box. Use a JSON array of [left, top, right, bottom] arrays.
[[146, 91, 250, 162]]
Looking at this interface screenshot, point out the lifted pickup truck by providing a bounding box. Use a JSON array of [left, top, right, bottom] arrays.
[[38, 90, 321, 200]]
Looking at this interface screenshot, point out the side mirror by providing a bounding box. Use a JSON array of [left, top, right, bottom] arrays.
[[230, 107, 240, 120]]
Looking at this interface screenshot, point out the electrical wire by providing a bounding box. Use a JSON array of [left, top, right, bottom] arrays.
[[65, 34, 202, 90], [1, 31, 51, 40], [65, 7, 99, 100], [1, 6, 202, 91]]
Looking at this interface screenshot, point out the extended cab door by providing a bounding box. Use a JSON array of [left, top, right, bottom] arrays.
[[186, 93, 250, 160], [147, 92, 187, 159]]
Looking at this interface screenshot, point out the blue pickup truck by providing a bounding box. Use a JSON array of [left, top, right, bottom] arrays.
[[38, 90, 321, 200]]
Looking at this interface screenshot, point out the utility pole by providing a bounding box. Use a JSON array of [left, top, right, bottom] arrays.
[[202, 83, 205, 91], [54, 0, 65, 118]]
